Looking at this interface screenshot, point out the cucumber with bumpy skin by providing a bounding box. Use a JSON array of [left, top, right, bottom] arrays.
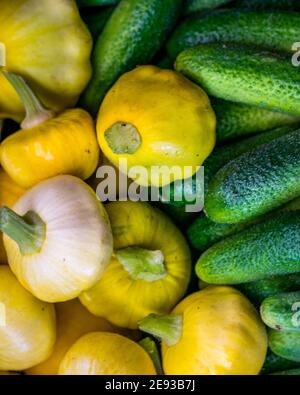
[[214, 99, 300, 143], [237, 273, 300, 307], [196, 211, 300, 285], [234, 0, 300, 11], [184, 0, 232, 15], [270, 368, 300, 375], [261, 291, 300, 332], [168, 10, 300, 59], [261, 349, 300, 375], [81, 0, 183, 115], [269, 330, 300, 362], [175, 44, 300, 116], [205, 130, 300, 224]]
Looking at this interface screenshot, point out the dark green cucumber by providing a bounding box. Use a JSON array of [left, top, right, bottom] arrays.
[[81, 7, 114, 39], [261, 291, 300, 332], [77, 0, 120, 7], [184, 0, 232, 15], [269, 330, 300, 362], [175, 44, 300, 116], [237, 273, 300, 307], [205, 130, 300, 224], [261, 349, 300, 375], [270, 368, 300, 375], [168, 10, 300, 59], [234, 0, 300, 11], [162, 124, 298, 212], [196, 211, 300, 284], [214, 99, 300, 143], [81, 0, 183, 115]]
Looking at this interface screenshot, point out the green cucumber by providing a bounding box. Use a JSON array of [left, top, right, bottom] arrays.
[[184, 0, 232, 15], [81, 0, 183, 115], [175, 44, 300, 116], [77, 0, 120, 7], [196, 211, 300, 284], [156, 54, 174, 70], [205, 130, 300, 224], [261, 349, 300, 375], [214, 99, 300, 143], [237, 273, 300, 307], [270, 368, 300, 375], [168, 10, 300, 59], [162, 124, 298, 212], [269, 330, 300, 362], [81, 7, 114, 39], [234, 0, 300, 11], [261, 291, 300, 332]]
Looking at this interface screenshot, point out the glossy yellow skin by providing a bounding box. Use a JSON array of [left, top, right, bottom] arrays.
[[0, 109, 99, 188], [58, 332, 156, 375], [161, 286, 268, 375], [0, 168, 26, 264], [80, 201, 191, 329], [26, 299, 127, 375], [0, 266, 56, 371], [0, 0, 92, 122], [97, 65, 216, 187]]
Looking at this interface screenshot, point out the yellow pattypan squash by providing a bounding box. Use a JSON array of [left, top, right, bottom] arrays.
[[1, 175, 113, 302], [0, 0, 92, 122], [58, 332, 156, 375], [0, 265, 56, 371], [139, 286, 268, 375], [0, 73, 99, 188], [26, 299, 131, 375], [80, 201, 191, 329], [97, 65, 216, 187], [0, 167, 26, 264]]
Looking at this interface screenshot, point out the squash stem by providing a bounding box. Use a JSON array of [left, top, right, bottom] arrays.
[[104, 122, 141, 154], [138, 313, 183, 347], [115, 247, 167, 282], [3, 72, 54, 129], [0, 206, 46, 255], [139, 337, 164, 375]]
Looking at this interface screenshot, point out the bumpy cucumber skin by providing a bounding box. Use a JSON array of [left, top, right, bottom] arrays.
[[237, 273, 300, 307], [165, 123, 298, 210], [261, 291, 300, 332], [77, 0, 120, 7], [213, 99, 300, 143], [269, 330, 300, 362], [175, 44, 300, 116], [261, 349, 300, 375], [168, 9, 300, 59], [205, 130, 300, 224], [81, 7, 114, 39], [81, 0, 183, 115], [270, 368, 300, 375], [196, 211, 300, 284], [184, 0, 232, 15], [234, 0, 300, 11]]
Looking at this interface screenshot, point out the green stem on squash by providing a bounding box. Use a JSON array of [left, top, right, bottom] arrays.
[[115, 246, 167, 282], [139, 337, 164, 375], [104, 122, 141, 154], [0, 206, 46, 255], [138, 313, 183, 347], [3, 72, 54, 129]]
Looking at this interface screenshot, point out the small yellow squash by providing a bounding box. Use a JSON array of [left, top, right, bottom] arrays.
[[0, 0, 92, 122], [97, 65, 216, 187], [0, 167, 26, 264], [80, 201, 191, 329], [0, 265, 56, 371], [139, 286, 268, 375], [26, 299, 126, 375], [58, 332, 156, 375], [0, 73, 99, 188], [1, 175, 113, 302]]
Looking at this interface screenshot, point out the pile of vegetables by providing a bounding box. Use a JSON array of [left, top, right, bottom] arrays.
[[0, 0, 300, 375]]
